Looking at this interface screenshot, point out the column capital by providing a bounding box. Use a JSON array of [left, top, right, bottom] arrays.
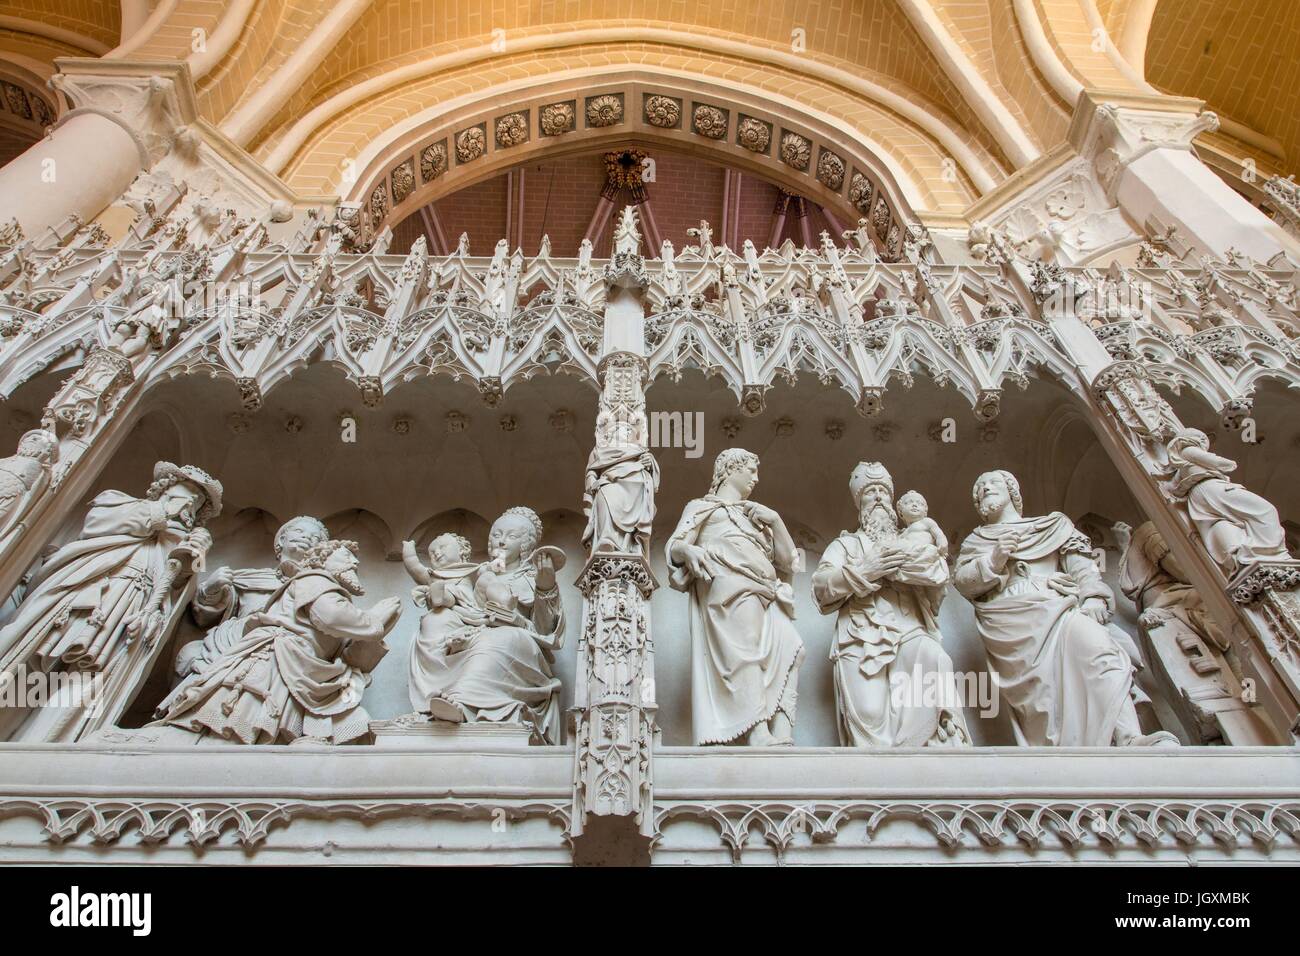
[[1069, 89, 1219, 200], [49, 57, 320, 223], [50, 58, 198, 168]]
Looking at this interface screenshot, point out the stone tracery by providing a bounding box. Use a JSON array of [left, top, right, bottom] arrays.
[[0, 1, 1294, 866]]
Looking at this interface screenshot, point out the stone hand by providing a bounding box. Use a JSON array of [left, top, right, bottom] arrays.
[[203, 565, 234, 594], [534, 551, 557, 590], [184, 528, 212, 554], [681, 544, 719, 582], [989, 530, 1025, 571], [126, 607, 164, 646], [742, 501, 779, 528], [857, 546, 908, 583], [1080, 597, 1111, 625], [374, 596, 403, 629]]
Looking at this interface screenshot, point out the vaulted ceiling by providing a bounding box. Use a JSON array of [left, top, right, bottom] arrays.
[[0, 1, 1289, 220]]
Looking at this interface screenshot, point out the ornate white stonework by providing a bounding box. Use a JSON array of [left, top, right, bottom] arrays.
[[0, 35, 1297, 868]]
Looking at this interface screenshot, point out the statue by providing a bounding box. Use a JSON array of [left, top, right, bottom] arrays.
[[155, 539, 401, 745], [812, 463, 969, 747], [582, 407, 659, 555], [174, 515, 330, 678], [667, 449, 805, 746], [954, 470, 1178, 747], [1119, 520, 1245, 743], [1163, 428, 1290, 573], [0, 461, 222, 677], [404, 508, 566, 743], [0, 428, 57, 535]]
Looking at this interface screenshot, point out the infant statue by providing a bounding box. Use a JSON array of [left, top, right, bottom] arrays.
[[897, 490, 948, 556]]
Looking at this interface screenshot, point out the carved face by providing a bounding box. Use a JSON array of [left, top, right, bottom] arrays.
[[722, 459, 759, 500], [974, 473, 1011, 521], [323, 546, 364, 595], [276, 518, 328, 569], [429, 533, 465, 567], [160, 481, 206, 529], [857, 482, 897, 540], [897, 491, 927, 523], [857, 481, 892, 514], [489, 513, 534, 565]]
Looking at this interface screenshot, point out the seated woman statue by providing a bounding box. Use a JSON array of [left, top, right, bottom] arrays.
[[154, 539, 402, 746], [405, 507, 565, 743]]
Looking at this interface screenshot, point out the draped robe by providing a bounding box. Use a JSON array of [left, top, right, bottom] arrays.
[[955, 513, 1133, 746], [179, 567, 283, 676], [667, 497, 804, 745], [156, 570, 390, 745], [0, 492, 184, 675], [583, 443, 659, 554], [408, 562, 565, 744], [813, 530, 968, 747]]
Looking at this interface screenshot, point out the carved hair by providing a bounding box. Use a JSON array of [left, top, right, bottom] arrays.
[[709, 447, 758, 494], [274, 515, 329, 559], [498, 506, 543, 552], [300, 538, 358, 570], [432, 532, 473, 562], [16, 429, 56, 462], [973, 470, 1023, 516]]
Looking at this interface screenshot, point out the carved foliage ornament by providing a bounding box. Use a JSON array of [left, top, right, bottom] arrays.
[[368, 182, 388, 230], [848, 172, 873, 212], [420, 141, 448, 182], [456, 125, 487, 163], [780, 132, 812, 171], [540, 102, 575, 136], [586, 94, 624, 128], [390, 159, 415, 205], [495, 112, 529, 148], [692, 104, 727, 139], [817, 150, 845, 191], [737, 116, 771, 153], [644, 95, 681, 129]]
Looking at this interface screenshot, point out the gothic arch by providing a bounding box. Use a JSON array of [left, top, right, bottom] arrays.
[[286, 56, 992, 224]]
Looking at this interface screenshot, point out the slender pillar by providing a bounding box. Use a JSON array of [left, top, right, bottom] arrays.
[[0, 112, 144, 238], [572, 208, 657, 863]]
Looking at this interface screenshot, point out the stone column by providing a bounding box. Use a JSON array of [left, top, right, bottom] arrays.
[[1073, 91, 1299, 264], [0, 111, 144, 239], [571, 209, 658, 863]]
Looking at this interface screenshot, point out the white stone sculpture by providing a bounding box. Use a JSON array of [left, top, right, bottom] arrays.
[[155, 539, 401, 745], [667, 448, 805, 746], [174, 515, 330, 678], [1119, 520, 1253, 743], [582, 407, 659, 555], [0, 461, 221, 675], [1162, 428, 1290, 573], [0, 428, 56, 537], [954, 470, 1178, 747], [812, 463, 969, 747], [404, 508, 566, 743]]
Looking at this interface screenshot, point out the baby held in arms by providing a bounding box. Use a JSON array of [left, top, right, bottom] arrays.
[[896, 490, 948, 557], [401, 533, 481, 652]]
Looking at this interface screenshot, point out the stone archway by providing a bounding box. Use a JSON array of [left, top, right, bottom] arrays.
[[335, 68, 956, 252]]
